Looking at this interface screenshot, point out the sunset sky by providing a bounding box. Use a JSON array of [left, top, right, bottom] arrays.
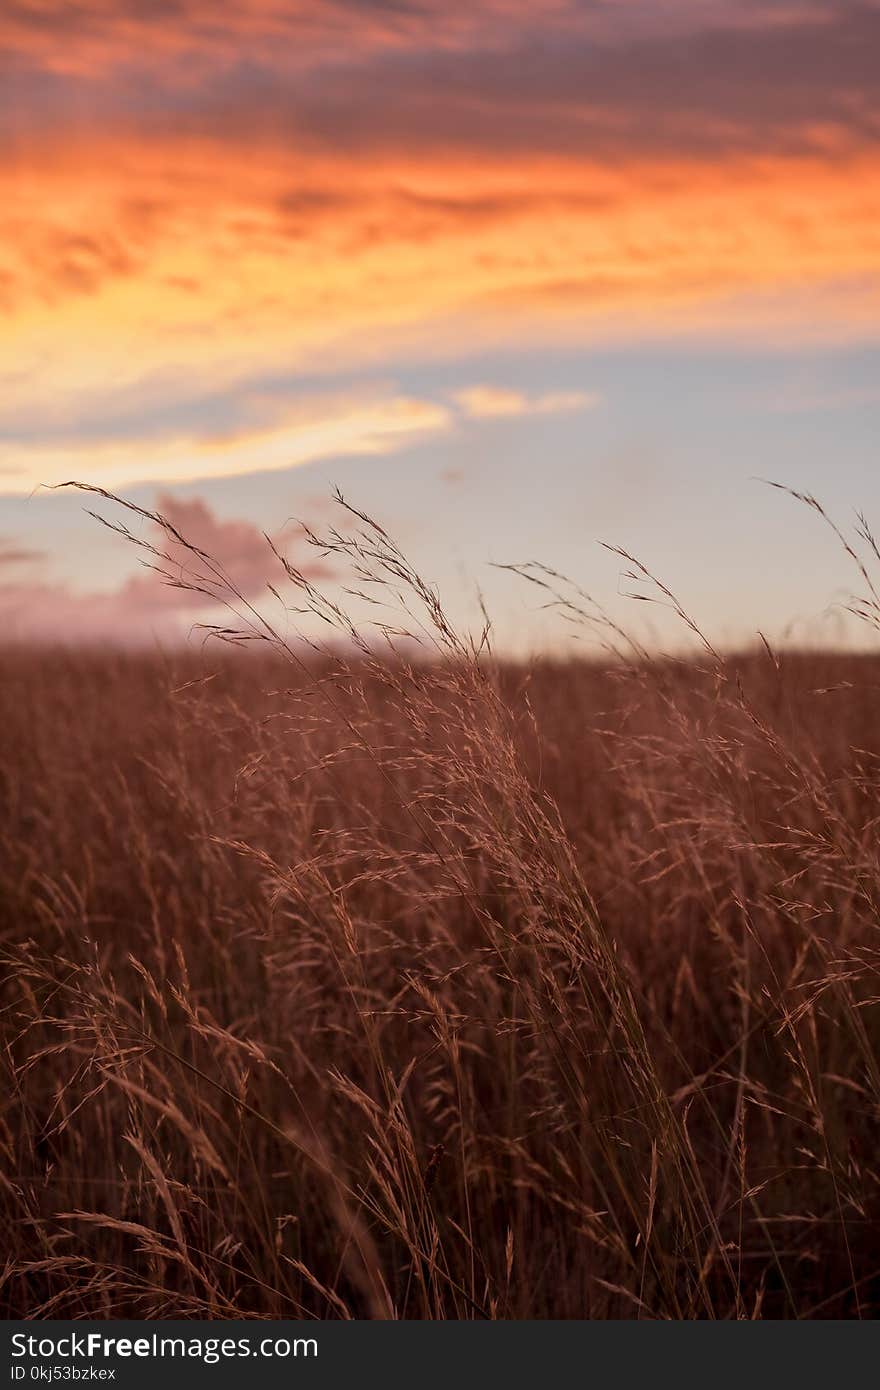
[[2, 0, 880, 650]]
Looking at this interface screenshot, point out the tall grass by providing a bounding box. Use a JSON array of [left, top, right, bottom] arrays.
[[2, 486, 880, 1318]]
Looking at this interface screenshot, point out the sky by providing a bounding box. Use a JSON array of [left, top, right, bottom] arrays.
[[2, 0, 880, 652]]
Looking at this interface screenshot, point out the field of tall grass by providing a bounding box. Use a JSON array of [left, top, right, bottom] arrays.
[[3, 489, 880, 1318]]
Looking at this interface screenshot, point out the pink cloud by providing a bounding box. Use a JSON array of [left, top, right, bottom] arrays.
[[0, 494, 330, 644], [153, 491, 290, 600]]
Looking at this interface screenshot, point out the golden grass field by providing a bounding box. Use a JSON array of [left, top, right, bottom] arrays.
[[3, 491, 880, 1318]]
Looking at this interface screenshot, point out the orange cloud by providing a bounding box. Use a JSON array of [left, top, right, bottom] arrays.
[[6, 145, 878, 364], [1, 149, 877, 497], [454, 385, 597, 418], [2, 1, 879, 493], [1, 389, 451, 492]]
